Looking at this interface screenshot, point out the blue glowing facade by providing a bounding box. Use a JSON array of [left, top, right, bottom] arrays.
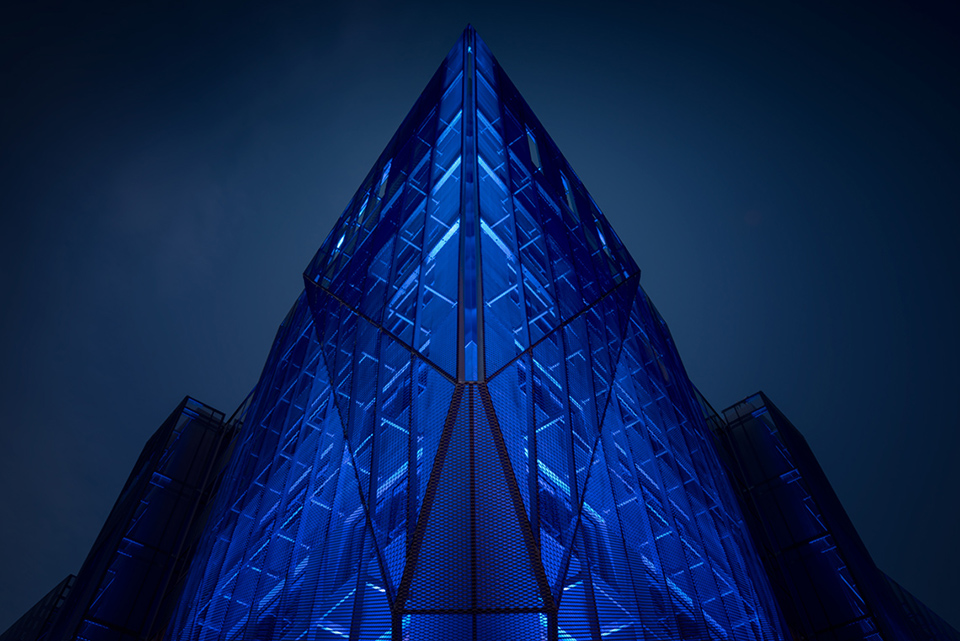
[[9, 25, 960, 641], [165, 27, 787, 641]]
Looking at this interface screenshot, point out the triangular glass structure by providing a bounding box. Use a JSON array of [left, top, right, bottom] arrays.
[[399, 384, 547, 613], [167, 26, 789, 640]]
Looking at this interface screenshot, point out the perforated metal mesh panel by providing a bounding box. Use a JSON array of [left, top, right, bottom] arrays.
[[166, 27, 789, 641]]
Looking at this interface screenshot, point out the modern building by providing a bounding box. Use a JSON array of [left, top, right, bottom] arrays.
[[4, 26, 957, 641], [20, 399, 236, 641], [165, 25, 789, 641], [0, 575, 74, 641], [711, 393, 960, 641]]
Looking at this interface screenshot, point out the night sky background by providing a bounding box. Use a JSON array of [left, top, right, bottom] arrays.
[[2, 0, 958, 631]]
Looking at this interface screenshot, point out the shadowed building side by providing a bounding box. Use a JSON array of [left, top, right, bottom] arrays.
[[711, 392, 960, 641], [41, 398, 234, 641]]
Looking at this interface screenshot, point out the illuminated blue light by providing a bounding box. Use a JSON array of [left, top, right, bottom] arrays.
[[163, 26, 788, 641]]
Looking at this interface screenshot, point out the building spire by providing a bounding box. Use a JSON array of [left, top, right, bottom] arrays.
[[302, 26, 638, 384]]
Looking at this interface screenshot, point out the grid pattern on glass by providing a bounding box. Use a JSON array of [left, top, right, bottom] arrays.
[[166, 26, 789, 641], [167, 295, 394, 641], [303, 33, 464, 381], [302, 29, 639, 388], [474, 37, 638, 377]]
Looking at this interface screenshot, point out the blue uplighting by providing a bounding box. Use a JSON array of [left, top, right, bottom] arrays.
[[165, 27, 787, 641]]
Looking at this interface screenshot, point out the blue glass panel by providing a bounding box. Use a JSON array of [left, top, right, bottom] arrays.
[[301, 37, 469, 380], [354, 204, 398, 324], [600, 291, 786, 639], [462, 35, 481, 381], [512, 185, 559, 346], [575, 431, 645, 640], [556, 543, 597, 640], [167, 27, 794, 641], [408, 41, 463, 379], [582, 290, 621, 428], [475, 42, 529, 375], [308, 449, 370, 640], [381, 120, 434, 345], [561, 315, 600, 501], [345, 316, 380, 497], [530, 330, 576, 592], [304, 34, 460, 292], [486, 353, 535, 532], [597, 400, 680, 640], [354, 528, 393, 640], [410, 355, 455, 535], [370, 336, 413, 594], [168, 295, 351, 641], [534, 183, 583, 322], [488, 52, 639, 290]]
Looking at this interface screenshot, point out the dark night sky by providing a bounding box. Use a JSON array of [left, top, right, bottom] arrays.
[[2, 0, 958, 631]]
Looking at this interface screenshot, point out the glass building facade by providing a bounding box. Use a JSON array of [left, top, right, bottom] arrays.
[[5, 25, 958, 641], [164, 27, 787, 641], [713, 394, 959, 641], [45, 398, 233, 641]]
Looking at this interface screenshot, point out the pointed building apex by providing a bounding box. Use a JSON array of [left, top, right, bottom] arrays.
[[166, 27, 792, 641], [304, 29, 638, 382]]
